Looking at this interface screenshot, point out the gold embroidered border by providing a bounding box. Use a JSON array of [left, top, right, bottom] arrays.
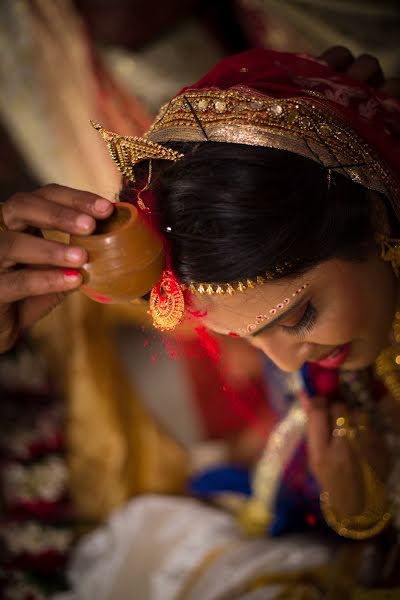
[[147, 89, 400, 207]]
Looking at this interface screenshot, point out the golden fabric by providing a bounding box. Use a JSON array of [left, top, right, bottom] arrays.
[[147, 90, 400, 206], [33, 294, 189, 523]]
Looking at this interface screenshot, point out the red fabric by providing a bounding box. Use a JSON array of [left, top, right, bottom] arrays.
[[177, 48, 400, 188], [181, 336, 271, 439]]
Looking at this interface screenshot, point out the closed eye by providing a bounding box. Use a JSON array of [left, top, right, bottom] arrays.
[[279, 302, 317, 339]]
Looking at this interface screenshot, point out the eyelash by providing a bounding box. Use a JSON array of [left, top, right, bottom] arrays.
[[281, 302, 317, 339]]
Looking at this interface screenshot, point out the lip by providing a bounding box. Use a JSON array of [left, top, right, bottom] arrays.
[[310, 343, 351, 369]]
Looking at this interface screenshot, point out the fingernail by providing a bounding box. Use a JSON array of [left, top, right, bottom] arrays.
[[95, 199, 112, 213], [63, 269, 81, 282], [65, 247, 84, 263], [76, 215, 94, 231]]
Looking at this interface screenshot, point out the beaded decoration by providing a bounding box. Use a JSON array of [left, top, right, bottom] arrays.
[[237, 283, 309, 336]]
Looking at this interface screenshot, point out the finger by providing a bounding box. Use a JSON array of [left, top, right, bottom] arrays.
[[319, 46, 354, 71], [0, 267, 82, 303], [380, 77, 400, 98], [0, 303, 19, 353], [0, 231, 87, 269], [36, 184, 114, 219], [3, 185, 113, 233], [306, 396, 330, 474], [346, 54, 384, 86], [18, 292, 72, 330]]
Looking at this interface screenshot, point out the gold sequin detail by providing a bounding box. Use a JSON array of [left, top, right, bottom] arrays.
[[147, 88, 399, 204]]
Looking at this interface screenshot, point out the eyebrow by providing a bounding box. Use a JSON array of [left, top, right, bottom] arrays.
[[249, 297, 307, 338]]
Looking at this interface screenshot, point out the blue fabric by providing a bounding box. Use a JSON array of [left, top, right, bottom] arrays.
[[269, 443, 323, 536], [300, 363, 317, 397], [189, 447, 324, 536], [189, 465, 251, 497]]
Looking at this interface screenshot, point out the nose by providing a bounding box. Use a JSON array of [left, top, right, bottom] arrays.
[[250, 332, 314, 372]]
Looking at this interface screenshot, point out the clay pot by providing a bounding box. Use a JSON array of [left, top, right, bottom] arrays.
[[70, 202, 165, 304]]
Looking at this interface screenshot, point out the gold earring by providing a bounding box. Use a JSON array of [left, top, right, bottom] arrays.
[[375, 233, 400, 277], [149, 270, 185, 331]]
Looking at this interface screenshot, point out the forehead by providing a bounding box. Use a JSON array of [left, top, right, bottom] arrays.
[[190, 270, 316, 334]]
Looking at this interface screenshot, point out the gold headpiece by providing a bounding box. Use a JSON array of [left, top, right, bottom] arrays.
[[90, 121, 184, 181], [92, 87, 399, 330]]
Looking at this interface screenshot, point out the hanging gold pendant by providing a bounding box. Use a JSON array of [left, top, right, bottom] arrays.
[[149, 270, 185, 331]]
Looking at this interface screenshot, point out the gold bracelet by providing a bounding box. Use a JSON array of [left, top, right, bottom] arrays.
[[320, 458, 391, 540]]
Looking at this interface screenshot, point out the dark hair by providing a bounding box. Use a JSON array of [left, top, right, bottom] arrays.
[[127, 142, 375, 285]]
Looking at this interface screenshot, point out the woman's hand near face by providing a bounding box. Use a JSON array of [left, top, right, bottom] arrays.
[[0, 184, 113, 353], [305, 396, 391, 517]]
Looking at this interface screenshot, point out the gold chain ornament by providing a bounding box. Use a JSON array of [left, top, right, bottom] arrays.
[[320, 456, 391, 539], [321, 410, 391, 539]]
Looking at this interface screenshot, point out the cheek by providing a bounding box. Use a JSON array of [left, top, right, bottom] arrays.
[[311, 299, 365, 344], [336, 301, 365, 333]]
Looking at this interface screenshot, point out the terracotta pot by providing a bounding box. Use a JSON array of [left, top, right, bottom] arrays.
[[70, 202, 165, 303]]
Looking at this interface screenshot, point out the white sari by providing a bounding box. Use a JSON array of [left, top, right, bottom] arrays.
[[55, 494, 336, 600]]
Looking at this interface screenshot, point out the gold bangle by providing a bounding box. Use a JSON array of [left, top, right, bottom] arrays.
[[320, 492, 391, 539], [320, 458, 391, 540]]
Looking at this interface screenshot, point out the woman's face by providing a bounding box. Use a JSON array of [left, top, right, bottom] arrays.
[[192, 250, 398, 372]]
